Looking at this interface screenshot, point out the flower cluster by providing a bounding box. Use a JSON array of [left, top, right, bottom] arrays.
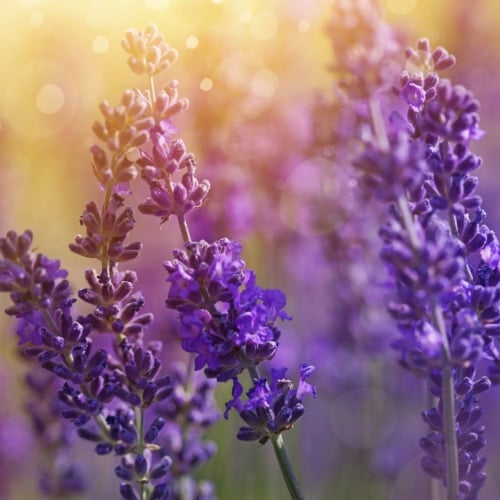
[[0, 228, 179, 499], [161, 237, 318, 446], [164, 239, 289, 380], [353, 37, 499, 498], [0, 22, 315, 500], [229, 364, 316, 445], [112, 26, 316, 467]]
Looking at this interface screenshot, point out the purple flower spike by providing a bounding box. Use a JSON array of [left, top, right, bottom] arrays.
[[164, 239, 291, 381], [0, 230, 71, 322], [229, 365, 316, 444]]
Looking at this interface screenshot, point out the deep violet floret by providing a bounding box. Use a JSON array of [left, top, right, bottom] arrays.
[[227, 364, 316, 444]]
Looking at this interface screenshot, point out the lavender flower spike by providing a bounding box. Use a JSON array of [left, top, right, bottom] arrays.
[[229, 364, 317, 444], [164, 238, 291, 383]]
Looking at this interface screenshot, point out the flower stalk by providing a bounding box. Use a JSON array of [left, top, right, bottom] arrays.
[[271, 434, 304, 500]]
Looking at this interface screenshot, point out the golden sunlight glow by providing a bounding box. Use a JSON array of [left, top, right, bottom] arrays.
[[36, 84, 65, 114], [240, 10, 253, 23], [17, 0, 40, 7], [144, 0, 170, 10], [386, 0, 418, 15], [86, 2, 113, 28], [29, 11, 44, 26], [250, 10, 278, 40]]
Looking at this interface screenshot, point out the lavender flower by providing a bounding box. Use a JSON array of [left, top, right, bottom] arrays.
[[0, 229, 71, 332], [352, 35, 499, 498], [0, 18, 317, 500], [163, 238, 291, 382], [229, 364, 316, 445], [116, 23, 315, 499]]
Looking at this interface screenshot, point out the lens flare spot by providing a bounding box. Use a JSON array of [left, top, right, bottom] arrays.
[[186, 35, 199, 49], [92, 36, 109, 54], [251, 68, 279, 99], [212, 0, 224, 4], [250, 10, 278, 40], [144, 0, 170, 10], [36, 84, 65, 114], [386, 0, 417, 15], [200, 78, 213, 91], [4, 59, 78, 137], [29, 11, 44, 26]]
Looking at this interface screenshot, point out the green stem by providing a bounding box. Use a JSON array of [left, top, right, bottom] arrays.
[[397, 195, 420, 251], [425, 385, 441, 500], [177, 213, 192, 244], [244, 364, 305, 499], [136, 406, 148, 500], [247, 363, 260, 381], [270, 434, 304, 500], [137, 406, 145, 453], [396, 193, 459, 499], [448, 210, 474, 282], [432, 303, 459, 500]]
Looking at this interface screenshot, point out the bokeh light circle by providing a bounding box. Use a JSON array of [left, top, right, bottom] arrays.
[[186, 35, 199, 49], [92, 35, 109, 53], [4, 59, 78, 137], [36, 84, 65, 114], [200, 78, 213, 91]]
